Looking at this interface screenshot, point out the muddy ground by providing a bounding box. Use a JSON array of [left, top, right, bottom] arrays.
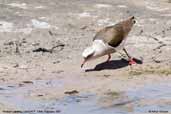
[[0, 0, 171, 114]]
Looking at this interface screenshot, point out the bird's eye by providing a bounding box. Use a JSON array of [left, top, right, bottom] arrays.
[[133, 20, 136, 24]]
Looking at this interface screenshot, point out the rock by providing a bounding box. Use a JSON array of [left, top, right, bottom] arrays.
[[64, 90, 79, 95], [53, 61, 60, 64], [57, 70, 64, 74], [103, 74, 110, 77], [32, 42, 40, 46], [32, 43, 65, 53], [18, 83, 25, 87], [48, 30, 53, 36], [37, 94, 44, 97], [80, 25, 87, 30], [4, 41, 14, 46], [152, 57, 162, 63], [22, 81, 33, 84]]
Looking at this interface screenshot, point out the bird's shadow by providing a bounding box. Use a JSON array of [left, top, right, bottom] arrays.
[[85, 58, 143, 72]]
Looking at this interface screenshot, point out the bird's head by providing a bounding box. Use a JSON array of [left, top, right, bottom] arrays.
[[130, 16, 136, 25], [81, 46, 95, 68], [122, 16, 136, 33]]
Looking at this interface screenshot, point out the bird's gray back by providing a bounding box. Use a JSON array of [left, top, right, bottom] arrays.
[[93, 24, 125, 48]]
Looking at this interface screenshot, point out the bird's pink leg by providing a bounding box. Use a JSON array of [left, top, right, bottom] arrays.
[[128, 58, 136, 65], [123, 48, 136, 65], [106, 54, 111, 62]]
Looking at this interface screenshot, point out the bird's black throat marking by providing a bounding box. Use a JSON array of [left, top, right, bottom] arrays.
[[108, 40, 123, 47]]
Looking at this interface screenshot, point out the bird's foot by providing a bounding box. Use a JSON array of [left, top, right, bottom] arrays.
[[128, 58, 136, 65]]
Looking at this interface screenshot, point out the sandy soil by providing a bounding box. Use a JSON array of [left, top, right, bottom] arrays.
[[0, 0, 171, 113]]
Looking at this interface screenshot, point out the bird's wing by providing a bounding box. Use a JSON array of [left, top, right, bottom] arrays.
[[93, 24, 125, 48]]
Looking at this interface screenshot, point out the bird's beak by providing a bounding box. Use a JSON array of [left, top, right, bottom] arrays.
[[81, 59, 86, 68]]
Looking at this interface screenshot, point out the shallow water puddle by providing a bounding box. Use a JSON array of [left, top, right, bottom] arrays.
[[127, 82, 171, 113], [0, 80, 170, 114]]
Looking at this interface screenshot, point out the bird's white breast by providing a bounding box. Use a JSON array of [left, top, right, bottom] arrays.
[[93, 40, 115, 56], [82, 46, 94, 58]]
